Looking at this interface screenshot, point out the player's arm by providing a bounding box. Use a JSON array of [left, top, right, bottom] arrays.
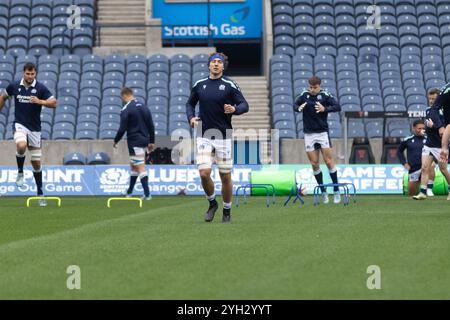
[[186, 85, 200, 127], [441, 125, 450, 163], [226, 84, 249, 115], [322, 94, 341, 113], [113, 108, 129, 146], [0, 84, 13, 111], [293, 94, 306, 112], [144, 108, 156, 152], [31, 86, 57, 108], [30, 96, 57, 108], [442, 125, 450, 151], [0, 93, 7, 111], [396, 140, 409, 169]]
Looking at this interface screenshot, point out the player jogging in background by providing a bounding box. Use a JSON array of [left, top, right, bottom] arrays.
[[293, 76, 342, 204], [397, 88, 440, 196], [186, 52, 249, 223], [413, 90, 450, 200], [0, 62, 57, 206], [114, 87, 155, 200], [397, 120, 435, 196]]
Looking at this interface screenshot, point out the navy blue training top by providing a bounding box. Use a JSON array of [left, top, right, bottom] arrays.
[[186, 76, 249, 138], [114, 98, 155, 146], [293, 89, 341, 134], [424, 106, 444, 148], [397, 134, 425, 173], [4, 79, 53, 131], [434, 82, 450, 126]]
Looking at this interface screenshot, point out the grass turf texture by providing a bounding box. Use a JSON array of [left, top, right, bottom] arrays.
[[0, 195, 450, 299]]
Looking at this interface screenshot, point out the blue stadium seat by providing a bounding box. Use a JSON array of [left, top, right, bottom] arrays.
[[50, 37, 70, 56], [83, 54, 103, 65], [148, 54, 169, 65], [105, 62, 125, 74], [30, 26, 50, 39], [76, 130, 97, 140], [104, 72, 124, 82], [78, 86, 100, 100], [78, 105, 100, 116], [10, 7, 30, 19], [99, 130, 116, 140], [31, 16, 50, 28], [10, 16, 29, 28], [78, 113, 98, 125], [0, 6, 7, 20], [58, 96, 78, 108], [105, 54, 125, 66], [72, 37, 93, 56], [32, 5, 51, 18], [81, 72, 102, 84], [99, 122, 119, 132], [54, 113, 76, 125], [148, 62, 169, 74], [192, 53, 208, 65], [54, 122, 75, 133], [29, 37, 49, 55], [63, 152, 86, 165]]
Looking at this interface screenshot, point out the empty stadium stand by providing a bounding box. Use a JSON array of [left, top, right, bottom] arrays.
[[270, 0, 450, 139], [0, 52, 223, 140], [0, 0, 95, 57]]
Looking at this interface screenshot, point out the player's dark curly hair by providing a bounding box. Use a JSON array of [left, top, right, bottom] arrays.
[[413, 119, 424, 127], [308, 76, 321, 86], [208, 52, 228, 69], [23, 62, 36, 72], [427, 88, 440, 95]]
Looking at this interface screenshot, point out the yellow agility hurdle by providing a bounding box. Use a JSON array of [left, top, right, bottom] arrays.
[[107, 197, 142, 208], [26, 197, 62, 207]]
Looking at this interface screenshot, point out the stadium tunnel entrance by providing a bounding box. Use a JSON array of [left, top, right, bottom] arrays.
[[163, 40, 262, 76]]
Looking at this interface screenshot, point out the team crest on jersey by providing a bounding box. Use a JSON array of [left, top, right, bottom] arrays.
[[203, 85, 207, 90], [31, 89, 37, 94], [307, 94, 310, 99], [219, 84, 225, 91], [18, 88, 21, 92], [317, 94, 322, 100]]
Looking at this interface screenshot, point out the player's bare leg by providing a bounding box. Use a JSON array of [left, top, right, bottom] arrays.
[[135, 162, 151, 200], [307, 150, 328, 203], [427, 163, 436, 196], [29, 146, 45, 206], [220, 172, 232, 223], [437, 161, 450, 200], [200, 168, 218, 222], [408, 181, 420, 196], [413, 155, 433, 200], [322, 147, 340, 204]]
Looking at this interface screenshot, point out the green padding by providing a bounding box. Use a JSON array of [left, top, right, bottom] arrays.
[[403, 169, 449, 195], [250, 170, 295, 196]]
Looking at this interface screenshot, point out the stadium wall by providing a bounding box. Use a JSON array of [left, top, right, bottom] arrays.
[[0, 138, 385, 165]]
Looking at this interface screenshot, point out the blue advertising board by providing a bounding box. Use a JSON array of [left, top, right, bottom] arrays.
[[0, 165, 257, 196], [0, 165, 408, 197], [152, 0, 262, 39]]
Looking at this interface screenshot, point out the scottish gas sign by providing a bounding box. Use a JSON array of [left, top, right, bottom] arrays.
[[152, 0, 262, 39]]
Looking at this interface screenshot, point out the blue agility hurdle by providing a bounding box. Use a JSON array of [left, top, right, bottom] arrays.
[[313, 183, 357, 206], [284, 183, 305, 206], [235, 184, 276, 208]]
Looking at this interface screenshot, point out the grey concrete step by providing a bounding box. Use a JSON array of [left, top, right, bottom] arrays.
[[100, 29, 145, 35]]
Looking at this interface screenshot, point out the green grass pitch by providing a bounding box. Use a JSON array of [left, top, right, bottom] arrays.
[[1, 195, 450, 299]]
